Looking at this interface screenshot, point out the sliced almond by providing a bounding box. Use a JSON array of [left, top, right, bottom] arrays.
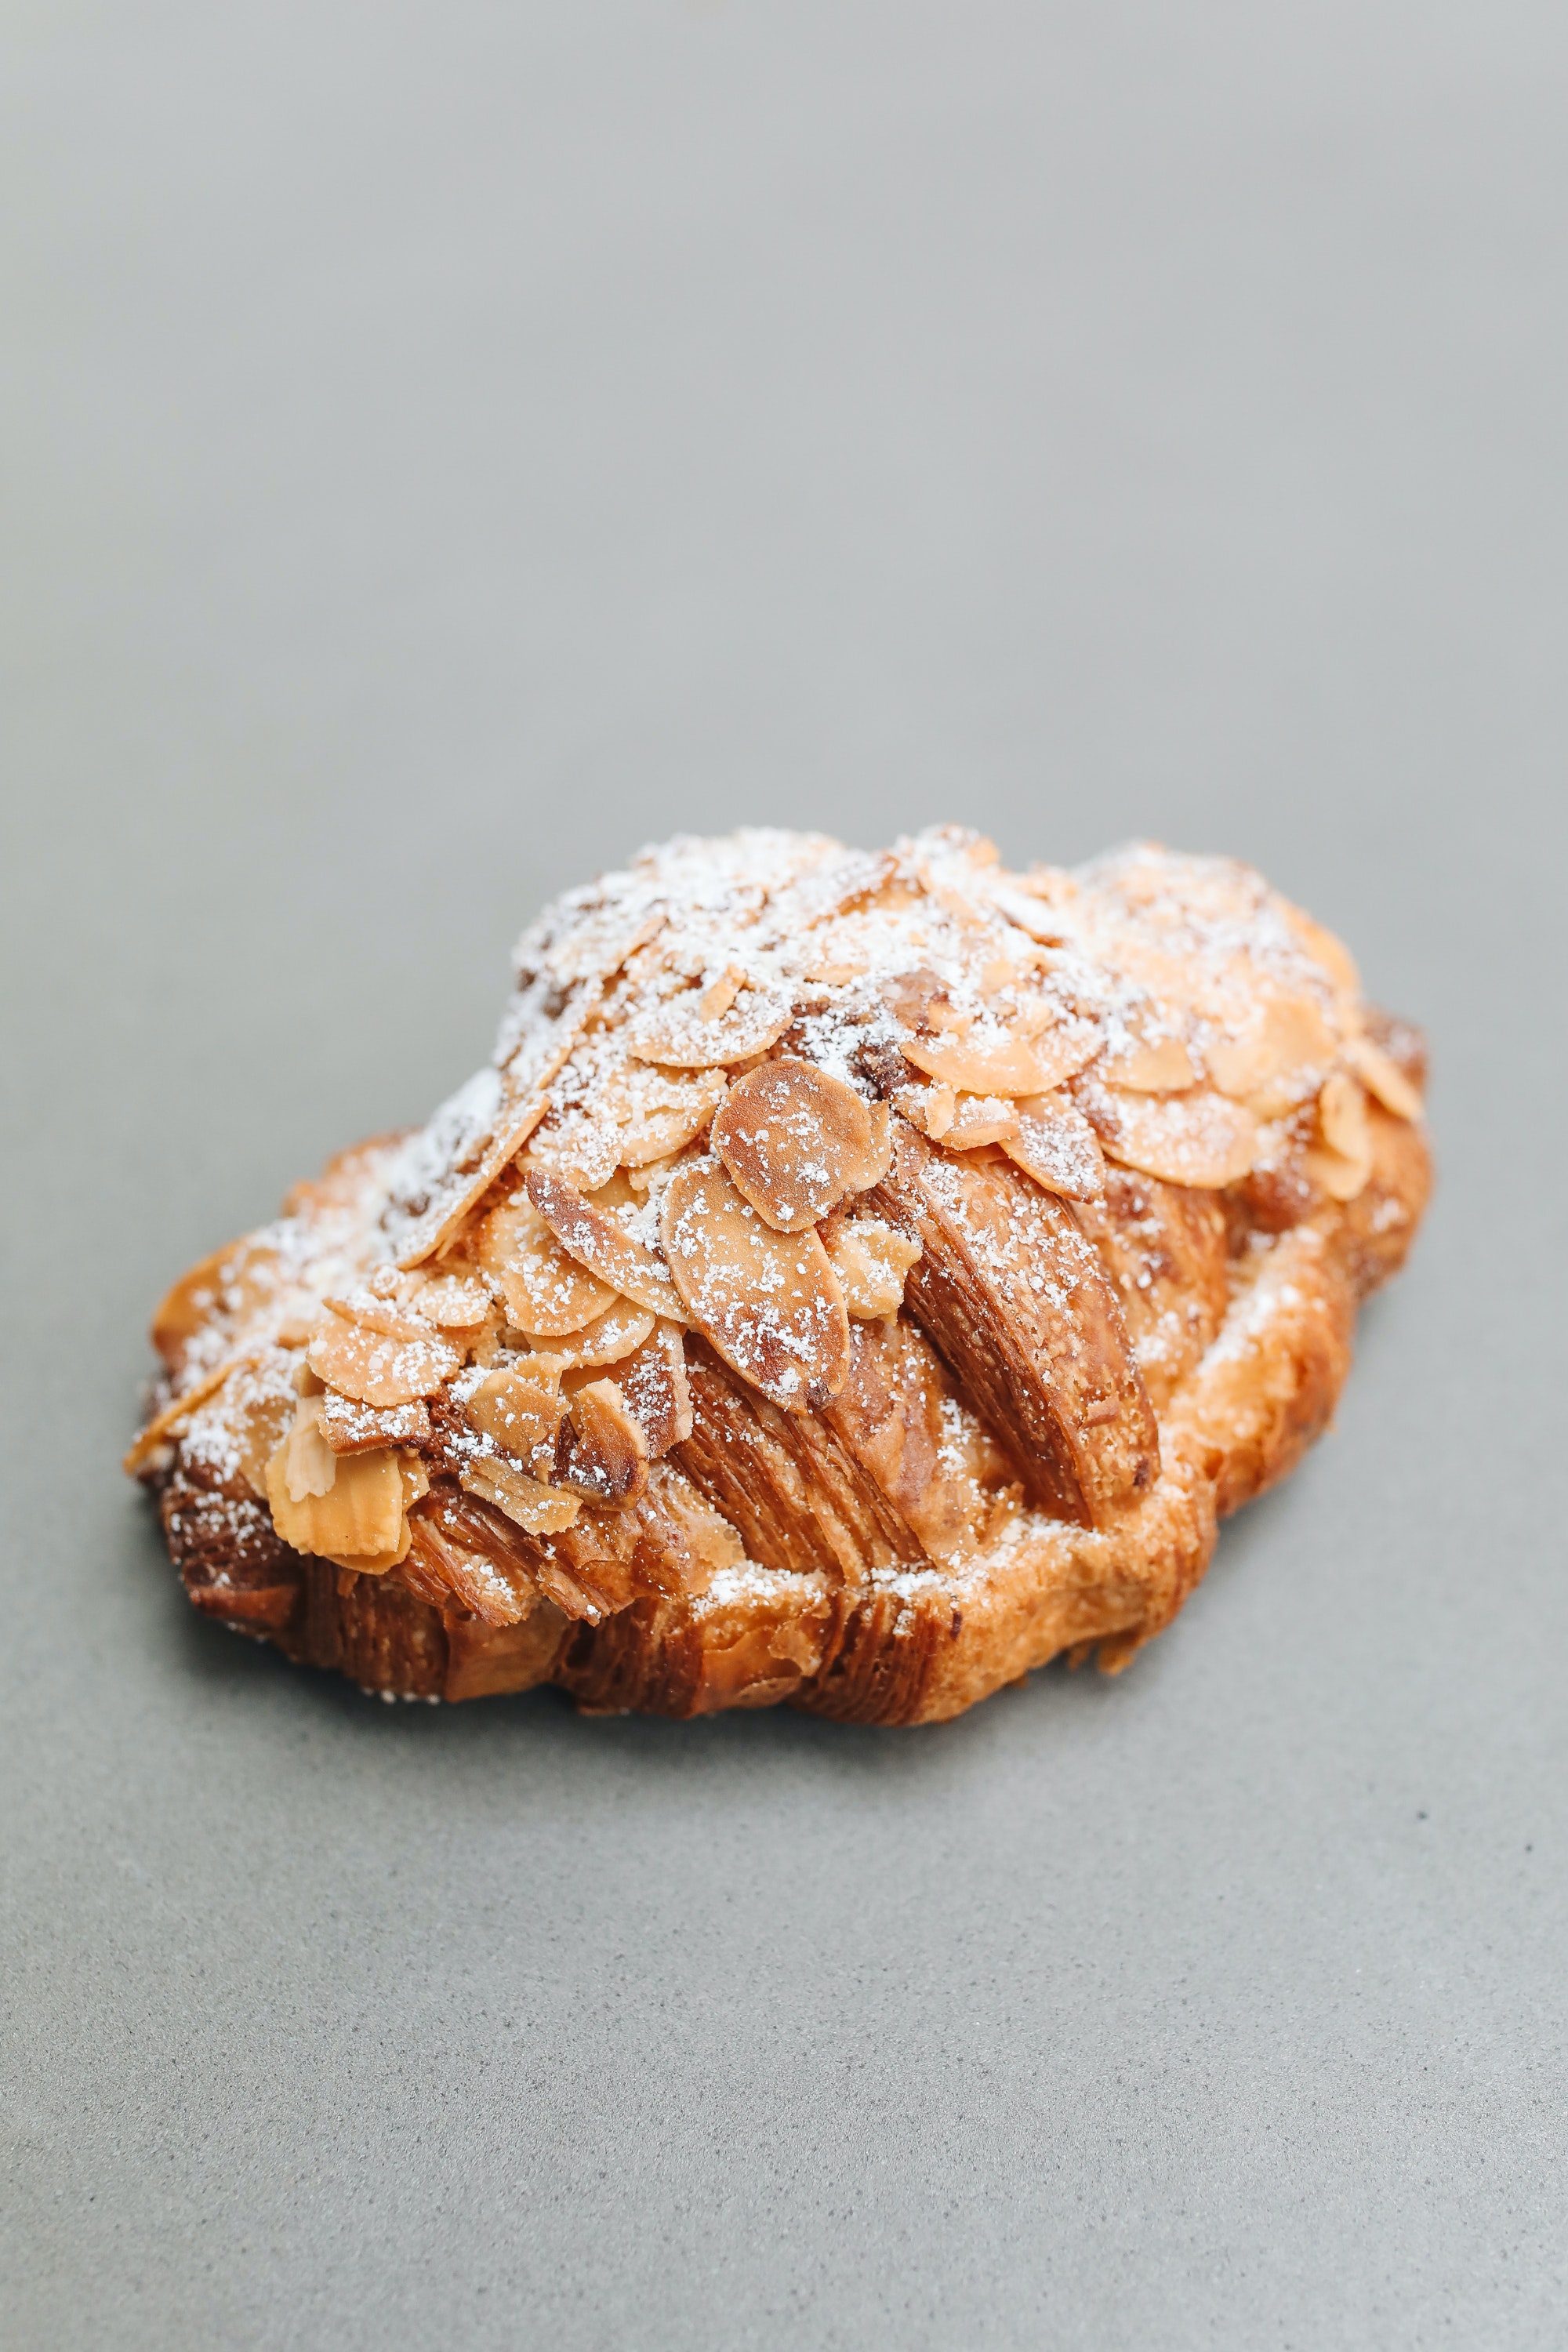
[[122, 1348, 260, 1475], [1204, 993, 1338, 1114], [474, 1193, 619, 1336], [321, 1391, 432, 1456], [1346, 1032, 1422, 1122], [561, 1378, 650, 1504], [1099, 1034, 1196, 1093], [463, 1364, 571, 1462], [307, 1309, 461, 1406], [1002, 1092, 1107, 1202], [614, 1320, 693, 1454], [1084, 1083, 1259, 1189], [280, 1396, 337, 1500], [893, 1080, 956, 1140], [1028, 1016, 1104, 1091], [659, 1159, 851, 1413], [943, 1093, 1020, 1149], [710, 1062, 892, 1233], [1319, 1071, 1370, 1161], [698, 963, 746, 1021], [612, 1065, 728, 1168], [414, 1272, 495, 1329], [460, 1455, 582, 1534], [902, 1014, 1098, 1098], [820, 1217, 922, 1319], [1304, 1142, 1372, 1202], [522, 1167, 685, 1319], [627, 985, 793, 1069], [519, 1297, 655, 1370], [151, 1238, 279, 1374], [264, 1439, 405, 1563], [321, 1290, 434, 1343]]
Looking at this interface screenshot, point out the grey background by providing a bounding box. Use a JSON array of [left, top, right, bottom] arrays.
[[2, 2, 1564, 2344]]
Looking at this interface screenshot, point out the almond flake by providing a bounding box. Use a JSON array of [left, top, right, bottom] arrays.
[[264, 1439, 406, 1563], [522, 1167, 685, 1320], [307, 1309, 461, 1406], [463, 1364, 570, 1462], [1205, 992, 1338, 1115], [944, 1093, 1021, 1150], [474, 1194, 620, 1336], [611, 1063, 729, 1168], [122, 1348, 261, 1475], [1001, 1091, 1107, 1202], [414, 1272, 495, 1329], [561, 1378, 651, 1504], [1304, 1142, 1372, 1202], [1319, 1071, 1370, 1160], [1346, 1033, 1421, 1122], [1085, 1083, 1260, 1190], [698, 963, 746, 1021], [710, 1062, 893, 1233], [321, 1391, 432, 1455], [460, 1456, 582, 1535], [659, 1159, 851, 1412], [1098, 1034, 1197, 1094], [820, 1218, 922, 1319], [893, 1080, 956, 1140], [613, 1320, 693, 1454], [626, 985, 793, 1069], [520, 1297, 655, 1370]]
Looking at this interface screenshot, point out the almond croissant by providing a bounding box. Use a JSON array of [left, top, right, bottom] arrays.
[[127, 829, 1430, 1723]]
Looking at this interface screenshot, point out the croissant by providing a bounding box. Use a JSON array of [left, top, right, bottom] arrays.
[[126, 829, 1430, 1723]]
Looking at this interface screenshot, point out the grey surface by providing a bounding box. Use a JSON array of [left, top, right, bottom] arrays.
[[2, 3, 1565, 2344]]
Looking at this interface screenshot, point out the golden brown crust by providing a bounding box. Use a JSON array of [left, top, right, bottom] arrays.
[[132, 832, 1432, 1724]]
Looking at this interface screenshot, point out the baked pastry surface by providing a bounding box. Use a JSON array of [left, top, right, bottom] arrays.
[[127, 829, 1430, 1723]]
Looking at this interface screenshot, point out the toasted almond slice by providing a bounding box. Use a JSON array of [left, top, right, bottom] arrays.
[[660, 1160, 851, 1412], [414, 1272, 494, 1329], [1205, 993, 1338, 1112], [522, 1167, 686, 1319], [321, 1391, 431, 1456], [265, 1439, 406, 1562], [321, 1290, 434, 1343], [1002, 1092, 1107, 1202], [121, 1348, 260, 1474], [151, 1239, 279, 1374], [518, 1297, 655, 1370], [698, 964, 746, 1021], [1098, 1035, 1197, 1093], [463, 1364, 570, 1461], [1318, 1071, 1371, 1163], [1028, 1016, 1104, 1091], [460, 1456, 581, 1534], [710, 1062, 892, 1233], [307, 1310, 461, 1406], [561, 1378, 650, 1504], [278, 1396, 337, 1499], [613, 1065, 729, 1168], [474, 1194, 620, 1336], [627, 985, 794, 1069], [820, 1217, 922, 1319], [900, 1027, 1045, 1094], [944, 1093, 1021, 1149], [614, 1319, 693, 1454], [1304, 1144, 1368, 1201], [1088, 1085, 1259, 1189], [893, 1080, 956, 1140], [1346, 1032, 1422, 1122]]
